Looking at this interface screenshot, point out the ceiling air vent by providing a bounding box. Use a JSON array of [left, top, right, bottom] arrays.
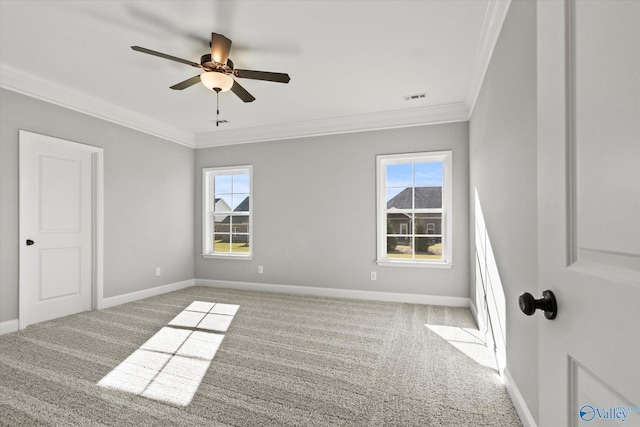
[[404, 92, 427, 101]]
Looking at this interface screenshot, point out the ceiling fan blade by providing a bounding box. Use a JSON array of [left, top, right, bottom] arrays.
[[211, 33, 232, 65], [131, 46, 202, 69], [230, 80, 256, 103], [170, 75, 202, 90], [233, 69, 290, 83]]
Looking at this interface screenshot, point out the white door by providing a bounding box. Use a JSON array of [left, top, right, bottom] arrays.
[[537, 1, 639, 426], [19, 131, 96, 328]]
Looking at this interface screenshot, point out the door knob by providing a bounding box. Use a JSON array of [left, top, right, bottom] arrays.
[[26, 239, 35, 246], [519, 290, 557, 320]]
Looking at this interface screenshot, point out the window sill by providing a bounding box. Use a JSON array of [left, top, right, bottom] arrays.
[[376, 260, 453, 269], [201, 254, 253, 261]]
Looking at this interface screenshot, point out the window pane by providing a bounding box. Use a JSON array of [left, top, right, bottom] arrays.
[[214, 232, 250, 254], [415, 213, 442, 235], [214, 195, 232, 213], [387, 238, 413, 259], [230, 215, 250, 235], [387, 187, 411, 209], [233, 194, 249, 211], [232, 173, 250, 193], [414, 161, 443, 186], [213, 234, 230, 253], [414, 187, 442, 209], [230, 234, 250, 254], [386, 163, 412, 187], [214, 174, 232, 194], [215, 220, 230, 233], [415, 236, 442, 260], [386, 188, 404, 204], [386, 214, 411, 236]]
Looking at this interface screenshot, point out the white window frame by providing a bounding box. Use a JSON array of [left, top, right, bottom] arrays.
[[376, 151, 453, 268], [202, 165, 253, 260]]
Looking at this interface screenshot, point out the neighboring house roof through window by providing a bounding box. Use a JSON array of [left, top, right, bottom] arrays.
[[221, 196, 249, 223], [386, 187, 442, 209], [234, 196, 250, 212]]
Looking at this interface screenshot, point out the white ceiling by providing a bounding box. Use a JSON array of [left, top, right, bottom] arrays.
[[0, 1, 509, 147]]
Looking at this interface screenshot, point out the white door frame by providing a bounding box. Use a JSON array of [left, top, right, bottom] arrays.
[[18, 130, 104, 330]]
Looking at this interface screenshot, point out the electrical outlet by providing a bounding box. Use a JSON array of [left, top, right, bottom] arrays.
[[370, 272, 377, 281], [155, 267, 161, 277], [258, 265, 264, 274]]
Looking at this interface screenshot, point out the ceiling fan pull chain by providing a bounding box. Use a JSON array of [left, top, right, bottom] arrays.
[[216, 89, 220, 127]]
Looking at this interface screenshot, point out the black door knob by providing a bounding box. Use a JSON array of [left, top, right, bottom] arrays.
[[519, 290, 557, 320], [26, 239, 35, 246]]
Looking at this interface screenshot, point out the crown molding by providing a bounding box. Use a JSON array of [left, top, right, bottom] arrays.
[[465, 0, 512, 114], [2, 61, 468, 149], [1, 2, 509, 150], [195, 103, 470, 148], [0, 64, 195, 148]]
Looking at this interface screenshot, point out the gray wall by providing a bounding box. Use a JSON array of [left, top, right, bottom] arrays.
[[195, 123, 469, 297], [469, 0, 538, 422], [0, 89, 195, 322]]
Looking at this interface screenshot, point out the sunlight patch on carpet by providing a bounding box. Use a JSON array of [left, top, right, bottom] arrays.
[[98, 301, 238, 406], [425, 324, 498, 371]]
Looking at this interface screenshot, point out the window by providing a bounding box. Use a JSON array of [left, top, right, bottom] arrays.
[[203, 166, 252, 259], [376, 151, 452, 267]]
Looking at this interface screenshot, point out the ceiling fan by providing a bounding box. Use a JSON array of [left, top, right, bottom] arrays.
[[131, 32, 290, 103]]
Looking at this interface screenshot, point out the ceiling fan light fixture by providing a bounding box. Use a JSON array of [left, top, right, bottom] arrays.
[[200, 72, 233, 92]]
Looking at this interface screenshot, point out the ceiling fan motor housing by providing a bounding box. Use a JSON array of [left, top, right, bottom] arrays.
[[200, 54, 233, 73]]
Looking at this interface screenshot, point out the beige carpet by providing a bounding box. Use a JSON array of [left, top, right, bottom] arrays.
[[0, 286, 522, 426]]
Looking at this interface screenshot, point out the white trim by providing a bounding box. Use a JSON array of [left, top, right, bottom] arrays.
[[93, 151, 105, 310], [376, 150, 453, 266], [1, 64, 195, 148], [503, 367, 538, 427], [465, 0, 512, 115], [18, 130, 104, 330], [202, 166, 253, 259], [201, 254, 254, 261], [1, 62, 469, 149], [375, 260, 453, 269], [195, 279, 470, 307], [100, 279, 195, 310], [195, 103, 469, 148], [469, 300, 479, 325], [0, 319, 20, 336]]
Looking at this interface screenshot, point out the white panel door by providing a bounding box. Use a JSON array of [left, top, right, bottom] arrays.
[[537, 1, 639, 426], [20, 131, 94, 327]]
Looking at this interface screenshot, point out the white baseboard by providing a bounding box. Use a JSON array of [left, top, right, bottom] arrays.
[[195, 279, 470, 307], [100, 279, 195, 309], [7, 278, 467, 333], [503, 367, 537, 427], [469, 300, 479, 324], [0, 319, 20, 336]]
